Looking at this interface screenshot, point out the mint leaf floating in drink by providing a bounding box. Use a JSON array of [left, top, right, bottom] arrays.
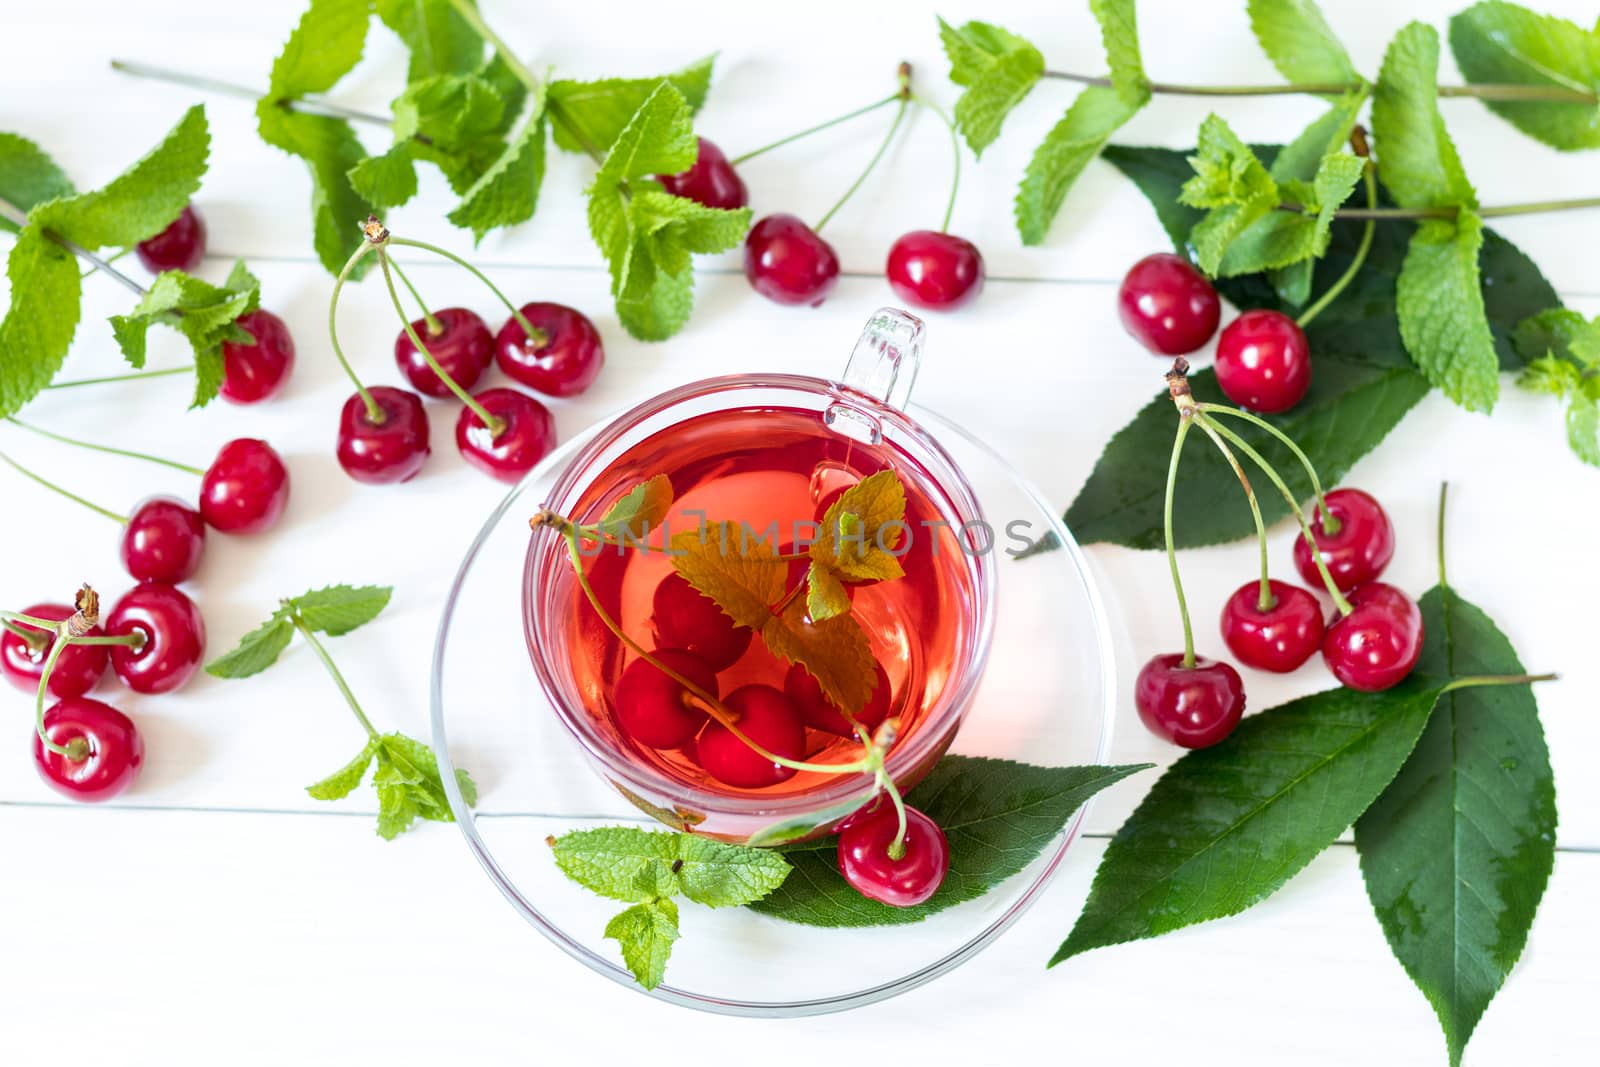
[[205, 584, 478, 840]]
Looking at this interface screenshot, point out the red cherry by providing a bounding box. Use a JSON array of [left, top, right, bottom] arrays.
[[1134, 653, 1245, 748], [744, 213, 840, 307], [1292, 488, 1395, 592], [455, 388, 555, 483], [613, 649, 718, 749], [656, 137, 748, 210], [1117, 253, 1221, 355], [885, 230, 985, 311], [651, 573, 751, 671], [219, 310, 295, 404], [105, 582, 206, 694], [696, 684, 806, 788], [1322, 582, 1424, 692], [122, 496, 206, 583], [1219, 580, 1324, 673], [1, 603, 108, 699], [134, 203, 206, 274], [337, 386, 431, 484], [33, 697, 144, 802], [199, 438, 289, 534], [836, 801, 950, 907], [1214, 309, 1312, 413], [494, 302, 605, 397], [784, 661, 891, 737], [394, 307, 492, 398]]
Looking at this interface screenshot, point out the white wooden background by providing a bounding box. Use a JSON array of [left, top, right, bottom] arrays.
[[2, 1, 1597, 1063]]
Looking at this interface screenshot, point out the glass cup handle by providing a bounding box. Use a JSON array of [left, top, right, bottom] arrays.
[[826, 307, 925, 444]]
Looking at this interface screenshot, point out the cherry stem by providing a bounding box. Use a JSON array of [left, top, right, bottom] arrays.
[[1297, 164, 1377, 330], [1163, 415, 1197, 669], [0, 450, 128, 524], [1194, 419, 1274, 612], [34, 633, 77, 758], [730, 93, 901, 166], [1445, 672, 1559, 691], [46, 366, 193, 390], [285, 608, 379, 741], [880, 759, 909, 860], [815, 69, 913, 234], [6, 416, 205, 476], [913, 93, 961, 233], [385, 236, 538, 338], [0, 195, 148, 300], [109, 59, 401, 130], [1040, 69, 1597, 104], [81, 248, 132, 280], [1, 618, 45, 649], [1194, 404, 1339, 536], [1437, 481, 1451, 590], [328, 238, 384, 424], [387, 257, 442, 335], [377, 251, 504, 435]]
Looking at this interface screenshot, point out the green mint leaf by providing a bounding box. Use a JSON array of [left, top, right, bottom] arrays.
[[1269, 90, 1367, 185], [1513, 306, 1600, 368], [0, 225, 81, 420], [1372, 22, 1476, 210], [592, 474, 674, 539], [1217, 150, 1363, 277], [287, 584, 393, 636], [306, 739, 379, 801], [937, 17, 1045, 157], [594, 82, 697, 185], [549, 55, 714, 156], [1450, 1, 1600, 151], [105, 267, 261, 407], [552, 827, 680, 903], [1397, 213, 1500, 412], [371, 732, 475, 839], [629, 189, 750, 257], [750, 759, 1149, 927], [267, 0, 370, 96], [614, 254, 693, 342], [810, 470, 908, 582], [1089, 0, 1151, 105], [1516, 353, 1580, 395], [1356, 585, 1556, 1067], [1053, 675, 1447, 965], [761, 599, 880, 719], [1568, 394, 1600, 466], [205, 613, 295, 679], [1246, 0, 1360, 86], [1015, 86, 1144, 245], [804, 561, 852, 622], [670, 835, 790, 908], [375, 0, 483, 80], [671, 522, 787, 631], [348, 145, 420, 210], [1179, 115, 1281, 274], [0, 133, 74, 234], [604, 898, 679, 990], [446, 105, 548, 242]]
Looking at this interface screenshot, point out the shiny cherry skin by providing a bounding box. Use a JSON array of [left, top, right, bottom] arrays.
[[656, 137, 749, 210], [1, 603, 108, 699], [105, 582, 206, 695], [394, 307, 492, 398], [219, 310, 296, 404], [1117, 253, 1221, 355], [135, 203, 206, 273], [837, 801, 950, 907], [885, 230, 985, 311], [1322, 582, 1425, 692], [122, 496, 206, 583], [1214, 309, 1312, 413], [696, 684, 807, 788], [337, 386, 431, 484], [495, 302, 605, 398], [1219, 580, 1324, 673], [785, 661, 892, 737], [455, 388, 555, 483], [1135, 653, 1246, 748], [652, 573, 751, 671], [199, 438, 289, 535], [614, 649, 719, 749], [1292, 488, 1396, 592], [33, 697, 144, 802], [744, 213, 840, 307]]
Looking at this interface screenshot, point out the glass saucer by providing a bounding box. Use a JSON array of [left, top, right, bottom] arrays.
[[429, 404, 1117, 1017]]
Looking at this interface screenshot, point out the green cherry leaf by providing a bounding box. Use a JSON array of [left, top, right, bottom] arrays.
[[592, 474, 675, 539]]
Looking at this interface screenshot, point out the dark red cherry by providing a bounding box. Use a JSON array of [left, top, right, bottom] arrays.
[[696, 684, 806, 788], [651, 573, 751, 671], [494, 302, 605, 397], [1292, 488, 1395, 592], [122, 496, 206, 583], [744, 213, 840, 307], [33, 697, 144, 802], [656, 137, 749, 210], [785, 661, 891, 737], [1219, 580, 1324, 673], [135, 203, 206, 274], [837, 800, 950, 907], [219, 309, 295, 404], [105, 582, 206, 695], [1322, 582, 1424, 692], [394, 307, 492, 398], [455, 388, 555, 483], [1214, 309, 1312, 413], [1135, 653, 1246, 748], [337, 386, 431, 485], [885, 230, 985, 311], [613, 649, 718, 749], [1117, 253, 1221, 355], [1, 603, 108, 699], [199, 438, 289, 534]]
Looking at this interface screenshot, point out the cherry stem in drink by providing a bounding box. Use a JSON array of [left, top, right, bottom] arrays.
[[912, 93, 961, 233], [814, 64, 914, 234], [729, 92, 901, 166], [6, 416, 205, 476], [46, 365, 193, 390], [1194, 419, 1275, 613], [1297, 161, 1378, 331], [1194, 404, 1339, 536], [387, 257, 442, 335], [329, 235, 385, 424], [384, 236, 539, 339], [0, 450, 129, 524], [284, 605, 380, 741], [1162, 415, 1197, 669]]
